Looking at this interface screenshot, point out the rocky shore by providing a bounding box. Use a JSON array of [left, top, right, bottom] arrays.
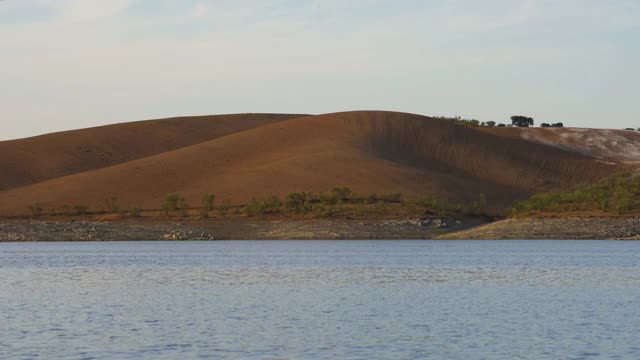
[[0, 218, 478, 242], [2, 217, 639, 241]]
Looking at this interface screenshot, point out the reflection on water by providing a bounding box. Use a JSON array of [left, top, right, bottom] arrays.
[[1, 240, 639, 359]]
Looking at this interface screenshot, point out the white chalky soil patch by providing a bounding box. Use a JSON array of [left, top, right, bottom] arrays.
[[520, 128, 640, 163]]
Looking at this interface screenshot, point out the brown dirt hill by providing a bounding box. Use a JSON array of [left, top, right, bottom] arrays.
[[0, 113, 304, 191], [0, 111, 625, 216]]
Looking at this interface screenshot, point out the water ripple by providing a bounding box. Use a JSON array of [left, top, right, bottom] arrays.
[[1, 240, 639, 360]]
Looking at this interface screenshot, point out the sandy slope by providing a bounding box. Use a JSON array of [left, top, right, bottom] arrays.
[[0, 113, 304, 190], [437, 217, 640, 240], [0, 111, 625, 216]]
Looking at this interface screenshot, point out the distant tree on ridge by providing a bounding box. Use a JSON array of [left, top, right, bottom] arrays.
[[511, 115, 534, 128]]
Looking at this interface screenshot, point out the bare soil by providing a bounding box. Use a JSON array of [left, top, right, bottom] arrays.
[[0, 113, 303, 191]]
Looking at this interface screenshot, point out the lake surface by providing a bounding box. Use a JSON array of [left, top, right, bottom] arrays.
[[1, 241, 639, 360]]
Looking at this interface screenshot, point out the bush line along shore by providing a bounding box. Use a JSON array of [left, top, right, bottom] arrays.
[[18, 172, 640, 221], [3, 173, 640, 241], [20, 187, 490, 220]]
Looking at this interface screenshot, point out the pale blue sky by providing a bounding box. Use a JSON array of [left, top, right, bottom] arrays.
[[1, 0, 639, 140]]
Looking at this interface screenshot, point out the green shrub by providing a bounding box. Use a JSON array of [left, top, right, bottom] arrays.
[[616, 197, 633, 214], [511, 173, 640, 215], [218, 199, 232, 216], [199, 193, 216, 218], [262, 196, 282, 213], [435, 116, 481, 127], [366, 193, 378, 204], [284, 192, 305, 209], [401, 198, 419, 213], [320, 187, 352, 205], [162, 193, 180, 214], [416, 196, 454, 216], [300, 192, 317, 202], [28, 205, 43, 217], [284, 193, 312, 213], [315, 204, 343, 218], [379, 193, 402, 203], [246, 196, 282, 216], [374, 200, 387, 213], [129, 208, 142, 218], [162, 193, 189, 217], [74, 205, 89, 215], [104, 196, 120, 213], [416, 196, 438, 209], [464, 193, 488, 216], [201, 193, 216, 212], [177, 198, 189, 218], [354, 204, 367, 216], [332, 187, 353, 200], [479, 193, 487, 212], [246, 198, 260, 216], [319, 192, 339, 205], [62, 205, 72, 216]]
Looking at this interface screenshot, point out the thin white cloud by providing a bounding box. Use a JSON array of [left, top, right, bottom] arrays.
[[43, 0, 133, 22], [189, 3, 208, 19], [445, 0, 537, 32]]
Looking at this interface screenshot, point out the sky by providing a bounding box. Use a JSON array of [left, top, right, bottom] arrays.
[[1, 0, 639, 140]]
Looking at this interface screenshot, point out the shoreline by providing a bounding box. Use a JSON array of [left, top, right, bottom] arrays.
[[436, 217, 640, 240], [0, 218, 480, 242], [1, 217, 639, 241]]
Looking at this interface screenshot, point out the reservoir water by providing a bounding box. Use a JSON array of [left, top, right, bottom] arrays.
[[1, 240, 639, 359]]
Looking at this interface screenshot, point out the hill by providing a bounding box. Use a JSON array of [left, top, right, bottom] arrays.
[[0, 111, 627, 217], [0, 113, 304, 191]]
